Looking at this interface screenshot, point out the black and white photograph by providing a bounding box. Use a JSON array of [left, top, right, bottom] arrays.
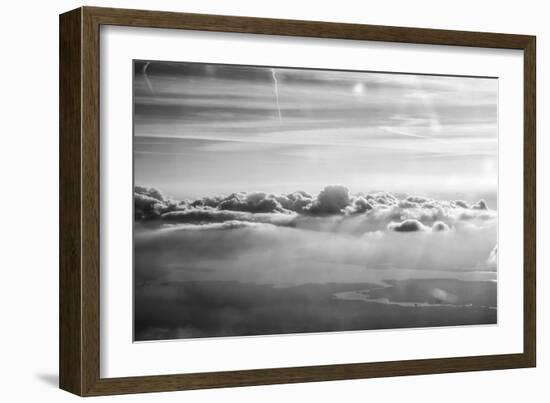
[[133, 60, 498, 341]]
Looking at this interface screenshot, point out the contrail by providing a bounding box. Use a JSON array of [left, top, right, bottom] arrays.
[[271, 69, 282, 121], [378, 126, 428, 139], [142, 62, 154, 93]]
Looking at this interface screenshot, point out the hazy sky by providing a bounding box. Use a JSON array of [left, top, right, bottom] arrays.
[[133, 60, 498, 202]]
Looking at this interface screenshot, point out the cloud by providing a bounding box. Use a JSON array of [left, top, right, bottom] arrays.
[[135, 185, 165, 202], [164, 220, 270, 231], [458, 209, 496, 221], [406, 195, 430, 204], [388, 219, 429, 232], [281, 191, 314, 213], [162, 208, 252, 223], [398, 200, 420, 209], [135, 212, 497, 288], [134, 185, 497, 236], [217, 192, 286, 213], [432, 221, 450, 232], [134, 192, 165, 220], [471, 199, 489, 210], [161, 207, 297, 227], [487, 245, 498, 265], [134, 186, 186, 219], [191, 196, 222, 208], [344, 196, 374, 215], [304, 185, 351, 214], [369, 192, 398, 206]]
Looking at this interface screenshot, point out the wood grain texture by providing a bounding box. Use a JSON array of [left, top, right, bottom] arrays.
[[59, 7, 82, 396], [85, 6, 532, 49], [523, 38, 536, 367], [59, 6, 537, 396], [80, 6, 102, 396]]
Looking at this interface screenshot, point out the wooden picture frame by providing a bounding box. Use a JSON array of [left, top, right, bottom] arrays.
[[59, 6, 536, 396]]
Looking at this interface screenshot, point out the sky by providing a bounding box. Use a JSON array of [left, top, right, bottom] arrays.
[[133, 60, 498, 203]]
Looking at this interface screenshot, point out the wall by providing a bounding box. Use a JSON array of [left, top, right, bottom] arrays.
[[0, 0, 546, 401]]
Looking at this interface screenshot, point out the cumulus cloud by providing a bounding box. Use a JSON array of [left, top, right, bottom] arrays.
[[217, 192, 286, 213], [191, 196, 222, 208], [304, 185, 351, 214], [283, 191, 314, 213], [344, 196, 374, 215], [398, 200, 420, 209], [388, 219, 429, 232], [406, 195, 430, 204], [134, 192, 166, 220], [432, 221, 450, 232], [370, 192, 398, 206], [134, 185, 497, 236], [471, 199, 489, 210], [135, 185, 165, 202], [134, 186, 185, 219]]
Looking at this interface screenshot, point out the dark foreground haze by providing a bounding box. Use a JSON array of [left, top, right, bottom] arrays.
[[135, 280, 496, 340]]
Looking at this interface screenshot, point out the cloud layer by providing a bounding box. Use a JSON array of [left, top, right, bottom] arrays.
[[135, 184, 496, 235]]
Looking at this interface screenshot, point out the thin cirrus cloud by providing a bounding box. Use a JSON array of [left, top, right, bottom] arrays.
[[133, 60, 498, 200], [133, 60, 497, 139]]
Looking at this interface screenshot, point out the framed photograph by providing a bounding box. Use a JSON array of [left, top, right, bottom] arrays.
[[59, 6, 536, 396]]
